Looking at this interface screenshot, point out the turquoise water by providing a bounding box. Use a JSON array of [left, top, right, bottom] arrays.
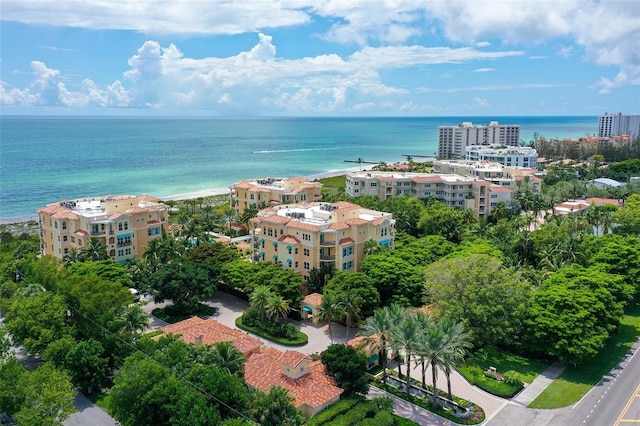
[[0, 116, 597, 219]]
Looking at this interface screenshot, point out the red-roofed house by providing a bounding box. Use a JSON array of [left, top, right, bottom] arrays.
[[159, 317, 263, 356], [245, 348, 344, 418]]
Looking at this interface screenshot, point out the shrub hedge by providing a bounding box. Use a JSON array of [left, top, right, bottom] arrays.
[[235, 315, 308, 346]]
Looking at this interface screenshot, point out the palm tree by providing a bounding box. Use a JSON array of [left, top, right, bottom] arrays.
[[211, 341, 246, 376], [340, 290, 363, 342], [158, 233, 184, 263], [265, 294, 290, 321], [316, 294, 344, 345], [181, 219, 205, 246], [110, 305, 149, 336], [84, 237, 107, 261], [143, 236, 163, 271], [420, 323, 449, 408], [363, 238, 383, 257], [63, 248, 85, 266], [358, 305, 404, 384], [249, 285, 275, 320], [412, 311, 433, 389], [217, 204, 239, 235], [392, 312, 420, 395], [438, 317, 473, 402]]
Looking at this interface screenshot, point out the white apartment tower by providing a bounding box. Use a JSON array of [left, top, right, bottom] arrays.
[[598, 113, 640, 139], [438, 121, 521, 159]]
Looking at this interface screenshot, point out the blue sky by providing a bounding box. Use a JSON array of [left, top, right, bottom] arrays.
[[1, 0, 639, 116]]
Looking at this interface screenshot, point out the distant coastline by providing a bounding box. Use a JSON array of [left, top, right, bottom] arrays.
[[0, 166, 365, 226]]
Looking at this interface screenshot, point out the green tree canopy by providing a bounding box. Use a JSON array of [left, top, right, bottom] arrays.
[[324, 271, 380, 318], [321, 343, 369, 395], [4, 292, 73, 356], [523, 266, 623, 365], [150, 259, 215, 315], [361, 254, 425, 306], [424, 254, 531, 349]]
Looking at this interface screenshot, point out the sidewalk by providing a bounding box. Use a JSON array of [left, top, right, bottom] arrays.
[[511, 361, 566, 406]]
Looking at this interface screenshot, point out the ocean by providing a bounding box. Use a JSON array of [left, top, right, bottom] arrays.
[[0, 116, 597, 220]]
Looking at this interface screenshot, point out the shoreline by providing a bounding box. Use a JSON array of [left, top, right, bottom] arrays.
[[0, 166, 368, 226]]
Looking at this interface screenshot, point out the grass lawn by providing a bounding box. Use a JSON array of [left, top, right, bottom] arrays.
[[464, 347, 549, 383], [235, 316, 308, 346], [529, 302, 640, 409], [87, 393, 111, 412], [318, 175, 346, 188]]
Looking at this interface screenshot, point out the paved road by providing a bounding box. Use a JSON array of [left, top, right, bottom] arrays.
[[63, 393, 117, 426], [488, 338, 640, 426]]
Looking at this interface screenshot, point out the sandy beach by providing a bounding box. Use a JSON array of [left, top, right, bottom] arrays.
[[0, 166, 367, 226], [162, 166, 364, 201]]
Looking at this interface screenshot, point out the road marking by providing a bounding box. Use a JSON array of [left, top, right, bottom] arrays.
[[614, 383, 640, 426]]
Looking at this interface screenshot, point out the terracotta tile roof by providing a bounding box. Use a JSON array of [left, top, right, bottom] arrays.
[[74, 230, 90, 236], [328, 222, 350, 230], [108, 212, 128, 220], [303, 293, 323, 306], [339, 237, 356, 245], [37, 205, 67, 214], [279, 235, 301, 244], [287, 221, 321, 231], [260, 215, 291, 225], [51, 211, 80, 220], [147, 219, 161, 224], [370, 217, 387, 226], [245, 347, 343, 409], [489, 186, 512, 193], [412, 176, 442, 182], [344, 218, 368, 225], [471, 180, 491, 186], [160, 317, 263, 356], [281, 350, 310, 368]]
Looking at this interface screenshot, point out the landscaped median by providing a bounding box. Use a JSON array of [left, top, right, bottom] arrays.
[[235, 315, 308, 346], [370, 371, 485, 425], [306, 395, 419, 426]]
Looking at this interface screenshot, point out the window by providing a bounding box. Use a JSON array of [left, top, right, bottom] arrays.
[[71, 236, 75, 243], [490, 194, 498, 199], [148, 227, 161, 236], [118, 223, 123, 231], [304, 262, 310, 270], [124, 222, 128, 230], [302, 234, 311, 241], [62, 221, 67, 230], [342, 261, 353, 270], [63, 236, 68, 242], [342, 246, 353, 257], [370, 182, 377, 187], [303, 248, 310, 256], [295, 248, 298, 254], [54, 221, 58, 229]]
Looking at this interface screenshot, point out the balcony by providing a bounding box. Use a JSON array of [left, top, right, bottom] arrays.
[[320, 240, 336, 247]]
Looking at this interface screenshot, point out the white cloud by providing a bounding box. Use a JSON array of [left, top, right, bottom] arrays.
[[1, 61, 130, 107], [556, 45, 574, 58], [472, 68, 495, 73], [472, 97, 490, 108], [1, 0, 310, 35]]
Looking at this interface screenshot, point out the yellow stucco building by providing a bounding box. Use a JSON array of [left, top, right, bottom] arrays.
[[37, 194, 169, 263], [249, 201, 395, 281], [229, 177, 323, 214]]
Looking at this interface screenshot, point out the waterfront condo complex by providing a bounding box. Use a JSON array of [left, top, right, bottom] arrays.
[[437, 121, 521, 159], [249, 201, 395, 280], [229, 177, 323, 214], [465, 144, 538, 168], [346, 170, 513, 219], [598, 112, 640, 139], [37, 195, 169, 262]]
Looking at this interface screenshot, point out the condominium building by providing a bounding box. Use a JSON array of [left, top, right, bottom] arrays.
[[229, 177, 323, 214], [433, 160, 542, 193], [345, 171, 513, 218], [465, 145, 538, 168], [37, 195, 169, 262], [249, 202, 394, 280], [438, 121, 521, 159], [598, 112, 640, 139]]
